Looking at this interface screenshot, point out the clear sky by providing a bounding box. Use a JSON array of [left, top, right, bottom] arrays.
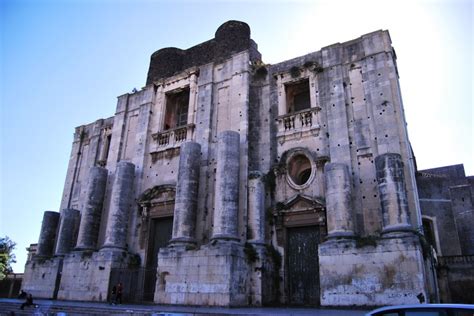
[[1, 0, 472, 273]]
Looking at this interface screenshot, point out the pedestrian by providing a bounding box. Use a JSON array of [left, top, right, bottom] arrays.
[[20, 293, 34, 310], [110, 285, 117, 305], [116, 282, 123, 304], [18, 290, 27, 299]]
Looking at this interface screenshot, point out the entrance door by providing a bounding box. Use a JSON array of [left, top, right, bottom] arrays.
[[144, 217, 173, 301], [287, 225, 320, 305]]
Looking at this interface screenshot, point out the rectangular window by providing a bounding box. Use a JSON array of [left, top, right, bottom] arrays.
[[164, 87, 190, 130], [285, 79, 310, 113]]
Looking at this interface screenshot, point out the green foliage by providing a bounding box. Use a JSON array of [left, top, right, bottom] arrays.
[[128, 253, 141, 267], [355, 235, 378, 248], [244, 242, 259, 263], [290, 66, 301, 78], [251, 60, 268, 79], [0, 236, 16, 280], [414, 226, 432, 260], [80, 250, 93, 260], [265, 244, 282, 270], [263, 170, 276, 194]]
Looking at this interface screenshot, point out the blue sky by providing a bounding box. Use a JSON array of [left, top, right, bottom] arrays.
[[1, 0, 472, 272]]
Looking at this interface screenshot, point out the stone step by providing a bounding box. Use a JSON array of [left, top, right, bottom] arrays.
[[0, 301, 194, 316]]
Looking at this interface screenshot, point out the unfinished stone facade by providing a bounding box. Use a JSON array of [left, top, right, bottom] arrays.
[[22, 21, 433, 306]]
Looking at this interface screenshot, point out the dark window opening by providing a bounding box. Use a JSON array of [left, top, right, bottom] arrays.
[[103, 134, 111, 162], [286, 79, 311, 113], [288, 154, 312, 186], [164, 87, 190, 130], [422, 218, 436, 250]]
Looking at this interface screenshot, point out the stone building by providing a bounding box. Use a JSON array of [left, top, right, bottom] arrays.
[[22, 21, 434, 306], [416, 164, 474, 304]]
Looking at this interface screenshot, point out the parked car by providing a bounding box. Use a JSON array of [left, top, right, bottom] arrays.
[[366, 304, 474, 316]]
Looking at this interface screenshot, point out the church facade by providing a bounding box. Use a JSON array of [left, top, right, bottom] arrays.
[[22, 21, 435, 306]]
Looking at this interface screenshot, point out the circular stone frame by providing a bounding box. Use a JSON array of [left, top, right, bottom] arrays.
[[286, 150, 316, 189]]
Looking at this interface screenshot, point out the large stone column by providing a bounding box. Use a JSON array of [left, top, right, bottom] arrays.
[[324, 163, 355, 238], [170, 141, 201, 246], [36, 211, 60, 257], [375, 153, 412, 234], [212, 131, 240, 241], [75, 166, 108, 251], [248, 171, 265, 243], [101, 161, 135, 250], [55, 208, 80, 256]]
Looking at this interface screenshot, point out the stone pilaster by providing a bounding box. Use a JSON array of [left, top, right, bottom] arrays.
[[170, 141, 201, 246], [212, 131, 240, 241], [75, 166, 108, 251], [324, 163, 355, 238], [36, 211, 60, 257], [101, 161, 135, 250], [248, 171, 265, 243], [375, 153, 412, 235], [55, 208, 80, 256]]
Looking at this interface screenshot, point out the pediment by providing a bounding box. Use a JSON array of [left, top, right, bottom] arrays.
[[137, 185, 175, 206], [278, 194, 325, 211]]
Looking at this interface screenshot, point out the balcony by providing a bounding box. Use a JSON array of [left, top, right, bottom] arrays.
[[276, 107, 321, 141], [150, 124, 195, 154]]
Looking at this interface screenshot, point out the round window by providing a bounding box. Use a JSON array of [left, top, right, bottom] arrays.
[[287, 153, 313, 186]]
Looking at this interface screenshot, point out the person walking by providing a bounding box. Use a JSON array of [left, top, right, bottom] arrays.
[[116, 282, 123, 304], [110, 285, 117, 305], [20, 293, 35, 310]]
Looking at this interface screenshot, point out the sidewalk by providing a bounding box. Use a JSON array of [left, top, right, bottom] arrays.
[[0, 298, 370, 315]]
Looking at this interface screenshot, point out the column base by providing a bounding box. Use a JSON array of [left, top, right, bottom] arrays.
[[327, 231, 356, 239], [99, 245, 126, 252], [210, 234, 240, 242], [169, 237, 197, 249], [382, 224, 414, 237]]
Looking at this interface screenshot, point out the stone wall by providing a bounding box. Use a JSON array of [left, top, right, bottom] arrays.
[[22, 258, 61, 299], [437, 255, 474, 304], [57, 251, 132, 301], [417, 164, 473, 256], [155, 243, 250, 306], [319, 237, 426, 306]]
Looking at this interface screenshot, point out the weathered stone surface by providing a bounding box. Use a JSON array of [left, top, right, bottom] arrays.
[[170, 141, 201, 246], [21, 258, 62, 299], [55, 208, 80, 256], [102, 161, 135, 250], [155, 243, 250, 306], [146, 21, 259, 84], [324, 163, 354, 238], [375, 153, 412, 234], [75, 166, 108, 251], [319, 236, 426, 306], [57, 250, 132, 302], [212, 131, 240, 241], [36, 211, 60, 257], [248, 171, 265, 243]]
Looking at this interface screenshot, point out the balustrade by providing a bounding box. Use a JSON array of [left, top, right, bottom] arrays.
[[151, 124, 195, 152], [277, 107, 320, 134]]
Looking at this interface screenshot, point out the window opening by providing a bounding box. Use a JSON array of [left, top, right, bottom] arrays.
[[286, 79, 310, 113], [288, 154, 312, 186], [422, 218, 437, 251], [164, 87, 190, 130]]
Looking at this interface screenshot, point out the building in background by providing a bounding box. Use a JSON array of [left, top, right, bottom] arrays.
[[20, 20, 472, 306], [416, 164, 474, 303]]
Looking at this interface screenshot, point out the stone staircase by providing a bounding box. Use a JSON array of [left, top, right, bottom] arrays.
[[0, 299, 193, 315]]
